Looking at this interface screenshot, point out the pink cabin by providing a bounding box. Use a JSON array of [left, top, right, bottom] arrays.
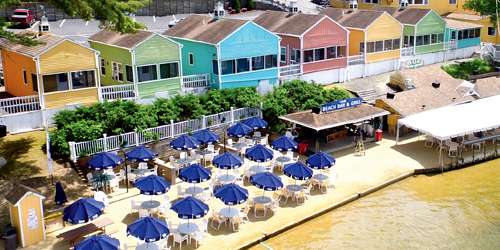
[[254, 11, 349, 83]]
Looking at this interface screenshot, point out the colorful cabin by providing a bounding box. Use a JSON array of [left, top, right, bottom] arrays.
[[389, 8, 446, 56], [89, 30, 182, 101], [330, 0, 472, 16], [322, 8, 402, 77], [6, 185, 46, 248], [0, 33, 100, 109], [165, 15, 280, 89], [445, 13, 500, 45], [254, 11, 349, 83], [444, 18, 481, 50]]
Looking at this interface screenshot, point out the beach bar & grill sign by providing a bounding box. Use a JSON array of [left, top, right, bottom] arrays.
[[320, 98, 362, 113]]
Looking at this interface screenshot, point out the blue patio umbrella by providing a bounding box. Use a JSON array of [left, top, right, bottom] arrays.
[[306, 152, 336, 170], [271, 135, 298, 152], [250, 172, 283, 191], [243, 116, 268, 129], [227, 122, 253, 138], [214, 184, 249, 205], [75, 235, 119, 250], [54, 181, 67, 205], [170, 134, 200, 151], [134, 175, 171, 195], [179, 163, 211, 183], [127, 216, 170, 242], [125, 146, 158, 162], [88, 152, 123, 170], [63, 198, 104, 224], [171, 196, 209, 219], [283, 162, 313, 180], [213, 152, 243, 170], [192, 129, 220, 145], [245, 144, 274, 163]]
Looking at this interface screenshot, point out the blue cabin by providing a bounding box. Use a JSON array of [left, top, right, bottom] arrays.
[[165, 15, 280, 89], [444, 18, 481, 49]]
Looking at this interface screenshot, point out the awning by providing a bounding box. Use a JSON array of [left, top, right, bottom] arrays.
[[397, 95, 500, 141], [280, 104, 389, 131]]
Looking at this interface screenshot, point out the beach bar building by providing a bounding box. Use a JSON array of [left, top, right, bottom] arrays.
[[253, 11, 349, 84], [89, 30, 183, 102], [321, 8, 403, 79], [164, 15, 280, 89], [0, 33, 101, 111]]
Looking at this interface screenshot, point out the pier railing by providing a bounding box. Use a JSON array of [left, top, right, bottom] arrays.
[[279, 64, 301, 77], [100, 84, 136, 101], [348, 55, 364, 65], [0, 95, 41, 115]]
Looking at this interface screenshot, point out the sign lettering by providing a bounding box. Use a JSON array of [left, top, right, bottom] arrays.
[[320, 98, 363, 113]]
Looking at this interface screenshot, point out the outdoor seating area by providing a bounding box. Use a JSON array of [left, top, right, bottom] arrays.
[[49, 116, 339, 249]]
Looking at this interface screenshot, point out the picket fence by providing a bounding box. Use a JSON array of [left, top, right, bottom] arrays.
[[68, 107, 261, 161]]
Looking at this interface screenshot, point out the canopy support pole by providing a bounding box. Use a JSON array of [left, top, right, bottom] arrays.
[[396, 122, 401, 145], [439, 140, 444, 173]]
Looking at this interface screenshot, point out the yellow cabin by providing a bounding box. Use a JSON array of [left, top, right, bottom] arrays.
[[322, 8, 403, 63], [0, 33, 101, 110], [6, 185, 46, 248]]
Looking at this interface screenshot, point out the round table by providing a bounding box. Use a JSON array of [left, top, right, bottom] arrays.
[[141, 200, 161, 210], [313, 173, 329, 183], [196, 149, 212, 156], [136, 242, 160, 250], [275, 156, 291, 165], [217, 174, 237, 185], [233, 142, 247, 150], [286, 184, 302, 193], [175, 158, 192, 166], [251, 135, 263, 141], [185, 186, 204, 197], [219, 207, 239, 219], [253, 195, 272, 205], [248, 165, 267, 175], [178, 222, 199, 235], [133, 168, 151, 177]]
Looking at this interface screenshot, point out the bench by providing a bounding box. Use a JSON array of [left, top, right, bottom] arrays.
[[57, 217, 113, 246]]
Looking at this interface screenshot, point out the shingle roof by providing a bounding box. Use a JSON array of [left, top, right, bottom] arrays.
[[88, 30, 155, 49], [321, 8, 385, 29], [444, 18, 482, 30], [164, 15, 247, 44], [5, 184, 44, 205], [445, 13, 482, 21], [253, 10, 325, 36], [280, 104, 389, 131], [392, 8, 432, 25], [0, 33, 65, 57]]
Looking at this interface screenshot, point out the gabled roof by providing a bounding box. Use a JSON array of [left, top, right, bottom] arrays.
[[6, 184, 45, 206], [445, 13, 482, 21], [321, 8, 385, 30], [0, 32, 65, 57], [164, 15, 247, 44], [444, 18, 482, 30], [253, 10, 325, 36], [88, 30, 155, 49], [392, 8, 432, 25]]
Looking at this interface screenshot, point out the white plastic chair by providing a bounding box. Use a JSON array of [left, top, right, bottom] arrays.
[[254, 131, 261, 137], [86, 172, 94, 186], [173, 233, 188, 250], [227, 138, 233, 146], [207, 144, 215, 152], [192, 231, 205, 247], [93, 191, 109, 207], [138, 162, 148, 170], [138, 208, 149, 218], [180, 152, 187, 159], [131, 199, 141, 213]]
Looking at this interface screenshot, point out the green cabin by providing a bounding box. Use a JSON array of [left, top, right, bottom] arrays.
[[88, 30, 182, 101], [391, 8, 446, 55]]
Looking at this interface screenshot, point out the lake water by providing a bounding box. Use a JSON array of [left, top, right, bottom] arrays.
[[255, 159, 500, 250]]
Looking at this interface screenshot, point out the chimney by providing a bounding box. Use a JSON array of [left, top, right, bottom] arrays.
[[213, 1, 225, 20]]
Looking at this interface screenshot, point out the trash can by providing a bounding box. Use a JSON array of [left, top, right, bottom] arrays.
[[0, 125, 6, 138], [2, 225, 17, 250], [375, 129, 383, 141]]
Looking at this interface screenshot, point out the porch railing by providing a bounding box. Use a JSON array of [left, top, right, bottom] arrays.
[[0, 95, 41, 114], [279, 64, 301, 77], [401, 47, 414, 57], [68, 106, 261, 161], [100, 84, 136, 101], [348, 55, 364, 65], [182, 74, 210, 89]]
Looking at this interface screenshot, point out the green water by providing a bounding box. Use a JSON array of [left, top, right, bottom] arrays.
[[257, 159, 500, 250]]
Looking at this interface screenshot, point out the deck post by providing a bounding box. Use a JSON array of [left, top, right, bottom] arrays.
[[396, 122, 400, 144]]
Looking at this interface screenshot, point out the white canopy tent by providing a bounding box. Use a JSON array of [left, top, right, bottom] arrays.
[[396, 94, 500, 142]]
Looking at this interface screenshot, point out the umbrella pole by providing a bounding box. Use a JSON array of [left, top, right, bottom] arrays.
[[125, 162, 129, 193]]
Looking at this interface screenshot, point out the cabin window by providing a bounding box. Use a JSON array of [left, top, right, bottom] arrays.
[[22, 68, 28, 85], [408, 0, 428, 4], [364, 0, 378, 3], [303, 50, 314, 62], [431, 34, 437, 44], [252, 56, 265, 70], [31, 74, 38, 92], [189, 53, 195, 65], [237, 58, 250, 73], [212, 60, 219, 75], [375, 41, 384, 52], [487, 27, 495, 36], [42, 73, 69, 93], [326, 47, 337, 59], [437, 34, 444, 43], [314, 48, 325, 61], [384, 40, 393, 51], [290, 49, 300, 63], [393, 39, 401, 49], [474, 28, 481, 38], [265, 55, 277, 68], [451, 31, 456, 40], [137, 65, 158, 82], [126, 65, 133, 82], [71, 70, 96, 89], [100, 58, 106, 75], [367, 42, 375, 53], [112, 62, 123, 82], [449, 0, 457, 4], [160, 63, 179, 79], [280, 47, 287, 63], [221, 60, 235, 75], [462, 30, 469, 39], [403, 36, 414, 47]]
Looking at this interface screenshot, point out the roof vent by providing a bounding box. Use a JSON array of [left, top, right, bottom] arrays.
[[400, 0, 409, 9], [432, 81, 440, 89], [348, 0, 358, 11], [386, 93, 395, 99], [214, 1, 225, 20]]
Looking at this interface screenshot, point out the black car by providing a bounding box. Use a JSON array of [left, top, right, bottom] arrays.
[[311, 0, 330, 6]]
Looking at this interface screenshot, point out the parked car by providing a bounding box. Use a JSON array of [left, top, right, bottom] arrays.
[[11, 9, 36, 28], [311, 0, 330, 6]]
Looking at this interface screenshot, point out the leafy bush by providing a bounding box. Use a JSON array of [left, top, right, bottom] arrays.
[[442, 59, 495, 79]]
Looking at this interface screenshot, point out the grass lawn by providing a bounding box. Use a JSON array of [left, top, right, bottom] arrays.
[[441, 58, 496, 79]]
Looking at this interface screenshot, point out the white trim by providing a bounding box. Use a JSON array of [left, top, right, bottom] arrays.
[[415, 9, 445, 27], [131, 50, 139, 98], [188, 53, 195, 66], [366, 12, 403, 33], [136, 61, 181, 83], [218, 21, 282, 46], [17, 205, 25, 247], [166, 36, 215, 46], [38, 38, 101, 57], [129, 32, 157, 49], [302, 45, 348, 63], [111, 61, 124, 83], [88, 39, 132, 52], [40, 198, 46, 240], [280, 110, 389, 131]]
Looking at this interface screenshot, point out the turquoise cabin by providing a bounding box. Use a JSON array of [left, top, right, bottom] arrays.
[[444, 18, 482, 49], [164, 15, 280, 89]]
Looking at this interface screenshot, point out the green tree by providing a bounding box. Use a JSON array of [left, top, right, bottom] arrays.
[[464, 0, 500, 28], [0, 0, 148, 45], [232, 0, 241, 12], [247, 0, 255, 10]]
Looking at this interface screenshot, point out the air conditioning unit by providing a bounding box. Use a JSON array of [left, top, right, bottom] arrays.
[[348, 0, 358, 10], [400, 0, 409, 9]]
